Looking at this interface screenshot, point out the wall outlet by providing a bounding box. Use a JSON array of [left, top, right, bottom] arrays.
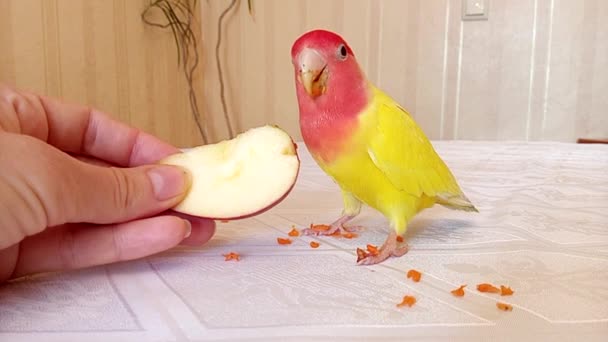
[[462, 0, 489, 21]]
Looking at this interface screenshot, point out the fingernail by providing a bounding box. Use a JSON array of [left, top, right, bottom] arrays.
[[147, 165, 189, 201], [183, 219, 192, 238]]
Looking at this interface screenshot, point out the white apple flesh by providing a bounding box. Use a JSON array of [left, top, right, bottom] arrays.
[[159, 125, 300, 219]]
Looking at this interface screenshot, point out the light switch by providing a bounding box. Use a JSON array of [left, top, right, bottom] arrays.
[[462, 0, 489, 21]]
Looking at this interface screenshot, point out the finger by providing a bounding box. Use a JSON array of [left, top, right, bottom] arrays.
[[0, 245, 18, 281], [67, 161, 191, 224], [2, 134, 191, 242], [10, 216, 194, 279], [0, 84, 182, 166], [4, 135, 191, 227], [180, 222, 215, 246], [169, 211, 217, 246], [71, 154, 115, 167]]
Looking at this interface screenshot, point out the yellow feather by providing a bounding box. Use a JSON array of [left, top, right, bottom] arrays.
[[316, 85, 476, 235]]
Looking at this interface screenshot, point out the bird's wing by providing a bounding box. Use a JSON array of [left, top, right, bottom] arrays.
[[364, 87, 463, 200]]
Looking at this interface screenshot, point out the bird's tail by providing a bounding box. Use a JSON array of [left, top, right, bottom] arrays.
[[436, 193, 479, 212]]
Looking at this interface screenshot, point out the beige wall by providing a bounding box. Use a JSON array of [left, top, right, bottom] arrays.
[[0, 0, 605, 146], [201, 0, 607, 143], [0, 0, 206, 147]]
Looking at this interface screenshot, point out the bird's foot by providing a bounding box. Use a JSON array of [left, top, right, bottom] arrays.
[[357, 231, 409, 265], [301, 223, 363, 236], [301, 215, 363, 236]]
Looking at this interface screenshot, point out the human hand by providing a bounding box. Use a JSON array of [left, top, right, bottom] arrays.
[[0, 84, 215, 282]]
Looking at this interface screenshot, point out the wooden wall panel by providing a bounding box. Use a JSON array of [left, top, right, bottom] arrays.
[[200, 0, 608, 143], [0, 0, 206, 147], [1, 0, 606, 145]]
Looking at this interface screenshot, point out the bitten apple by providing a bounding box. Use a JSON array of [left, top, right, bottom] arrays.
[[159, 125, 300, 219]]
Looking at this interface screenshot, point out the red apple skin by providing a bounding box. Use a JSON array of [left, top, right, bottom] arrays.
[[170, 140, 301, 221]]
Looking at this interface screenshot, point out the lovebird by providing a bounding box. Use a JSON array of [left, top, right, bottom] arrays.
[[290, 29, 477, 265]]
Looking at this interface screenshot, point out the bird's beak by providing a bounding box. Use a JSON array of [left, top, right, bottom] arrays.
[[298, 48, 327, 98]]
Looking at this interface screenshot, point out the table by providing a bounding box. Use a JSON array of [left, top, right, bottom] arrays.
[[1, 141, 607, 341]]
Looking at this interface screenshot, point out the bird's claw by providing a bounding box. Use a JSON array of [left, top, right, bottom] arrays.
[[356, 245, 409, 265], [356, 231, 409, 265], [301, 224, 363, 236]]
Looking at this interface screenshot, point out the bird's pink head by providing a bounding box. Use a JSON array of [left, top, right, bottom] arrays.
[[290, 30, 370, 159]]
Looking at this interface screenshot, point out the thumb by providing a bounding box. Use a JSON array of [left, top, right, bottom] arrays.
[[1, 134, 192, 249], [65, 162, 191, 224]]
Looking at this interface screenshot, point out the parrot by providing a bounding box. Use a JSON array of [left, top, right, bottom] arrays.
[[290, 29, 478, 265]]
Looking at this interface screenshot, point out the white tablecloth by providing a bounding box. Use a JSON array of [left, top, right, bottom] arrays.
[[1, 141, 607, 341]]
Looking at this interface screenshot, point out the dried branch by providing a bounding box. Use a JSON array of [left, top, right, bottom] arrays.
[[142, 0, 208, 144]]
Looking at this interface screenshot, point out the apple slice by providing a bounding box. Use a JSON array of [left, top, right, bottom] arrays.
[[159, 125, 300, 219]]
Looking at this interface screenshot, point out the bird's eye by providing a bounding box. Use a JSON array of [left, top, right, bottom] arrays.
[[337, 44, 347, 60]]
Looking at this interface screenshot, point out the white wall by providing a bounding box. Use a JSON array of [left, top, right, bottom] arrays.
[[200, 0, 607, 143]]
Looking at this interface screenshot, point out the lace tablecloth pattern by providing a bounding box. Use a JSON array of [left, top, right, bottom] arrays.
[[1, 141, 607, 341]]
